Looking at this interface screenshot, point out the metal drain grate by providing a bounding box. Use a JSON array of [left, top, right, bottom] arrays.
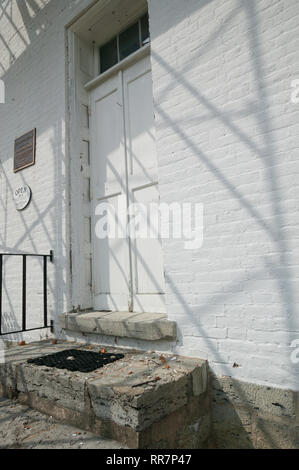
[[27, 349, 124, 373]]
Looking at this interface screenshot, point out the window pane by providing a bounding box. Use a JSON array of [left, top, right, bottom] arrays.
[[119, 22, 140, 61], [100, 37, 118, 73], [141, 13, 150, 45]]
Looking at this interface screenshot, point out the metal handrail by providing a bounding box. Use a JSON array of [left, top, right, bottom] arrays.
[[0, 250, 54, 336]]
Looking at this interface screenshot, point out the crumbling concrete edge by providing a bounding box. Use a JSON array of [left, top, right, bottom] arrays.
[[0, 356, 211, 449], [211, 374, 299, 449]]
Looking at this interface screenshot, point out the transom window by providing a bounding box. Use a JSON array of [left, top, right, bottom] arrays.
[[99, 13, 150, 74]]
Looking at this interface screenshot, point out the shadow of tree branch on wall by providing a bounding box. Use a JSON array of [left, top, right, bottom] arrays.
[[149, 0, 298, 447]]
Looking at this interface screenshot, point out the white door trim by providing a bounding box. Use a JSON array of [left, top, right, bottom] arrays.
[[85, 44, 151, 92]]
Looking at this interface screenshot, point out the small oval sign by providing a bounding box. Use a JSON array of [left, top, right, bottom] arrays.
[[14, 185, 32, 211]]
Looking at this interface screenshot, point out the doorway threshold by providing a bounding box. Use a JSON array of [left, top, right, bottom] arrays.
[[59, 311, 177, 342]]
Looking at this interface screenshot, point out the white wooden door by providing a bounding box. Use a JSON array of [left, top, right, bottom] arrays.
[[90, 55, 165, 313]]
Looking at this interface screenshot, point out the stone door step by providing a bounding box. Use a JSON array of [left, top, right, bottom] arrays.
[[59, 311, 177, 341], [0, 340, 210, 449]]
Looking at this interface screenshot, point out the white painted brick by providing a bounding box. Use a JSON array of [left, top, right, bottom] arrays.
[[0, 0, 298, 392], [149, 0, 299, 390], [0, 0, 94, 342]]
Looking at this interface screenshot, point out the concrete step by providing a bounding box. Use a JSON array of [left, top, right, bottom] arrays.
[[59, 311, 177, 341], [0, 397, 127, 449], [0, 340, 210, 449]]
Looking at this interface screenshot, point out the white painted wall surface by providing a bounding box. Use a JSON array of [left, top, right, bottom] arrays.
[[0, 0, 95, 341], [148, 0, 299, 390], [0, 0, 298, 391]]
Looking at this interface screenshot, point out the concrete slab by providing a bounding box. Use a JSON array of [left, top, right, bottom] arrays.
[[87, 351, 208, 432], [59, 311, 177, 341], [0, 397, 126, 449], [0, 340, 210, 449]]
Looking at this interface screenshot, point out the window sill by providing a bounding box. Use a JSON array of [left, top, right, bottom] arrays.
[[59, 310, 177, 342]]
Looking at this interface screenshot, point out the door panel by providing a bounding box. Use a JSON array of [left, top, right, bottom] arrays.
[[93, 80, 125, 197], [132, 184, 165, 293], [125, 66, 158, 177], [90, 56, 165, 313], [123, 57, 166, 313], [91, 73, 131, 312]]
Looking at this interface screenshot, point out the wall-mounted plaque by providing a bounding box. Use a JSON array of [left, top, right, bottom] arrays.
[[14, 185, 32, 211], [14, 129, 36, 172]]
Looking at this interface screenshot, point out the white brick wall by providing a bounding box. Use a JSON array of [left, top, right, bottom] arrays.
[[0, 0, 95, 341], [0, 0, 298, 391], [149, 0, 299, 390]]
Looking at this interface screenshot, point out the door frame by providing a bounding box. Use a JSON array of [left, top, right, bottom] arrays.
[[66, 10, 151, 313]]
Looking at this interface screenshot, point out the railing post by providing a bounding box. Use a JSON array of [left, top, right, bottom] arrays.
[[22, 255, 27, 332], [0, 251, 53, 336], [0, 254, 2, 336], [43, 255, 48, 328]]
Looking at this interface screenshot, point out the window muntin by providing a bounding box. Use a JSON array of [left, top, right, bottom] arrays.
[[119, 22, 140, 61], [141, 13, 150, 46], [99, 13, 150, 74], [100, 37, 118, 74]]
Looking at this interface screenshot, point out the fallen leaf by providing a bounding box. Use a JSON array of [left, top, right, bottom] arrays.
[[159, 356, 166, 364], [100, 348, 106, 354], [165, 365, 170, 369], [88, 346, 92, 350], [18, 341, 26, 346], [51, 339, 57, 345]]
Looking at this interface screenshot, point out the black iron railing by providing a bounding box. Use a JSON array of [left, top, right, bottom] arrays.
[[0, 251, 54, 336]]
